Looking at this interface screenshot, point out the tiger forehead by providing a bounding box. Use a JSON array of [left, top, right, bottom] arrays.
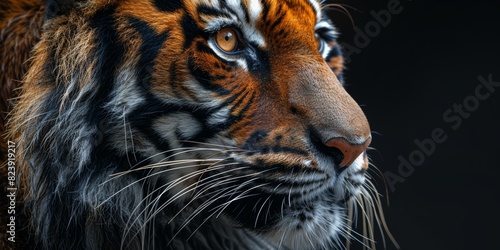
[[185, 0, 321, 46], [118, 0, 322, 34], [185, 0, 321, 30]]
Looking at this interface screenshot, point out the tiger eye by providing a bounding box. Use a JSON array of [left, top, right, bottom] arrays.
[[216, 28, 238, 52]]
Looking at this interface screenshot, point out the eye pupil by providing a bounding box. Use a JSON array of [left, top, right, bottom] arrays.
[[216, 28, 238, 52]]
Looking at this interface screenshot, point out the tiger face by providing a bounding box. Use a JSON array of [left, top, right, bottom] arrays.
[[8, 0, 380, 249]]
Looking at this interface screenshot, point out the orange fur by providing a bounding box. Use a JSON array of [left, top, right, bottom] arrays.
[[1, 1, 44, 249], [0, 1, 376, 249]]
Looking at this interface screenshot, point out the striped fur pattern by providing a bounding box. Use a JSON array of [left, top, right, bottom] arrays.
[[3, 0, 394, 249]]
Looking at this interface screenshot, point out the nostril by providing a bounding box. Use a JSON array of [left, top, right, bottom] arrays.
[[308, 127, 371, 169], [309, 132, 346, 167], [325, 137, 371, 167], [324, 146, 345, 167]]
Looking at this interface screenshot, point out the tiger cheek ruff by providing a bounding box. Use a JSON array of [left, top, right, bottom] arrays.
[[1, 0, 395, 249]]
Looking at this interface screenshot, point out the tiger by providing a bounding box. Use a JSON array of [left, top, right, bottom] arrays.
[[0, 0, 396, 249]]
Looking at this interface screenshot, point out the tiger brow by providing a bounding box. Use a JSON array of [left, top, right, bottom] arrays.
[[198, 5, 231, 19]]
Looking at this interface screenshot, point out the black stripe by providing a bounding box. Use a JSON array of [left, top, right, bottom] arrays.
[[226, 167, 327, 187], [231, 91, 255, 121], [127, 16, 170, 90], [239, 0, 250, 23], [261, 0, 271, 24], [87, 4, 126, 162], [195, 40, 233, 66], [181, 13, 206, 49], [187, 56, 231, 95], [327, 45, 341, 58], [270, 145, 308, 156], [45, 0, 74, 19], [224, 93, 256, 137], [327, 45, 344, 82], [195, 41, 238, 71], [243, 130, 268, 146], [198, 5, 229, 18], [128, 94, 216, 152], [168, 58, 184, 97], [88, 4, 124, 109], [154, 0, 182, 12], [251, 160, 318, 175], [267, 5, 285, 33], [218, 0, 247, 23], [246, 45, 270, 82], [0, 0, 7, 21], [195, 40, 214, 54], [228, 88, 251, 113], [127, 95, 184, 152], [83, 31, 127, 170]]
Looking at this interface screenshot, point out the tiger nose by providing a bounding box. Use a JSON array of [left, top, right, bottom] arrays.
[[325, 136, 371, 167]]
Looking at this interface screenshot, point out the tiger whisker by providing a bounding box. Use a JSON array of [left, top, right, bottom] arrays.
[[190, 153, 237, 197], [211, 177, 267, 219], [109, 146, 233, 177], [304, 223, 317, 249], [122, 164, 238, 246], [364, 178, 400, 249], [178, 139, 241, 150], [123, 108, 134, 168], [127, 147, 235, 176], [277, 221, 292, 250], [121, 162, 238, 238], [141, 164, 242, 222], [166, 167, 261, 224], [140, 164, 256, 236], [168, 181, 263, 246], [107, 156, 225, 180], [250, 193, 272, 232], [187, 170, 269, 216], [346, 190, 376, 239], [117, 148, 224, 174], [205, 179, 269, 219], [367, 162, 392, 205], [339, 215, 374, 249], [351, 190, 374, 250], [97, 162, 226, 207], [321, 3, 358, 29], [184, 184, 255, 242], [182, 181, 271, 244]]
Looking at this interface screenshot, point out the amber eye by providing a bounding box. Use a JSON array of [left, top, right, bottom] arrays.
[[215, 28, 239, 52]]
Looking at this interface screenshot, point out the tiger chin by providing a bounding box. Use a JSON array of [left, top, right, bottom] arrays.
[[1, 0, 394, 249]]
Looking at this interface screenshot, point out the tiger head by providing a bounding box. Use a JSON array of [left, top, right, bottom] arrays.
[[9, 0, 385, 249]]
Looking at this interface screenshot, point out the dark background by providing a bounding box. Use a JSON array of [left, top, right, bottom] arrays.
[[324, 0, 500, 249]]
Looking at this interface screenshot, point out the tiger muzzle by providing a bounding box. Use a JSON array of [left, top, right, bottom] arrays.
[[288, 59, 372, 168]]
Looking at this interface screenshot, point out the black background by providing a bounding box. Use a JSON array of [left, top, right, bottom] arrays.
[[324, 0, 500, 249]]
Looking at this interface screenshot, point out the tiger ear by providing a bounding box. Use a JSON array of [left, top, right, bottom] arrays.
[[45, 0, 76, 19]]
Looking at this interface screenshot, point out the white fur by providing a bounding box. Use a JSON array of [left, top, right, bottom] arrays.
[[208, 106, 231, 126], [106, 67, 145, 117]]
